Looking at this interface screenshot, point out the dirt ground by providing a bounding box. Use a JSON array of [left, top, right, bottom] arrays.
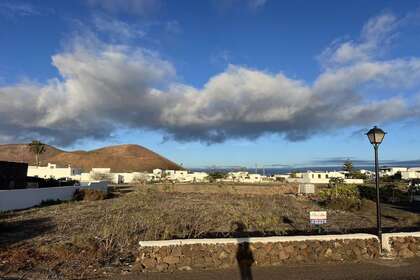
[[1, 183, 420, 279]]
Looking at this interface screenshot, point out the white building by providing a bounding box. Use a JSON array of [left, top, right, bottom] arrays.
[[379, 167, 407, 177], [401, 168, 420, 180], [28, 163, 81, 179], [301, 171, 363, 184], [164, 170, 209, 183], [222, 171, 271, 183]]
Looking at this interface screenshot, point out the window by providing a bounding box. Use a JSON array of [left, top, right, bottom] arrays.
[[318, 174, 321, 179], [326, 174, 329, 178]]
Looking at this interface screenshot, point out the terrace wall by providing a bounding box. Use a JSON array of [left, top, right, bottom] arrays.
[[136, 234, 380, 272], [382, 232, 420, 258], [137, 232, 420, 272]]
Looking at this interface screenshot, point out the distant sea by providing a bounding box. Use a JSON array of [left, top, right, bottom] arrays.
[[190, 166, 373, 176], [190, 162, 420, 175]]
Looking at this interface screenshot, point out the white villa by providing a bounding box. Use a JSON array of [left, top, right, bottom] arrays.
[[401, 168, 420, 180], [379, 167, 407, 177], [222, 171, 273, 183], [27, 163, 81, 179], [301, 171, 364, 184]]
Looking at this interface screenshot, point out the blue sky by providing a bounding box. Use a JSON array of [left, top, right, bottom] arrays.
[[1, 0, 420, 168]]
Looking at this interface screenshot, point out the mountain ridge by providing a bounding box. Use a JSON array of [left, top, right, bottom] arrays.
[[0, 143, 183, 172]]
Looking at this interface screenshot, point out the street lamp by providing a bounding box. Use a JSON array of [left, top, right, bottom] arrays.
[[366, 126, 386, 249]]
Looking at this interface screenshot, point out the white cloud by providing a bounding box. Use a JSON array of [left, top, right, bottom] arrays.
[[1, 11, 420, 145], [319, 13, 399, 68]]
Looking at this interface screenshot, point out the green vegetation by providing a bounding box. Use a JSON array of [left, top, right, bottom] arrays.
[[320, 184, 362, 211], [342, 159, 353, 173], [206, 171, 226, 182]]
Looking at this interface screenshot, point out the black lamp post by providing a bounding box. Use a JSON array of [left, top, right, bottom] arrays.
[[366, 126, 386, 248]]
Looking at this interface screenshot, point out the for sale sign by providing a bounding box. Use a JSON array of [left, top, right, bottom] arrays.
[[310, 211, 327, 225]]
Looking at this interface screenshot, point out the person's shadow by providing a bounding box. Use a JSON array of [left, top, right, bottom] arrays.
[[233, 222, 254, 280]]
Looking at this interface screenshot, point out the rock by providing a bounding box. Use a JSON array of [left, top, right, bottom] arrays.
[[278, 250, 289, 260], [218, 251, 228, 260], [171, 246, 182, 256], [178, 266, 192, 271], [142, 258, 156, 269], [163, 255, 180, 265], [399, 248, 415, 258], [156, 263, 169, 272], [325, 248, 333, 258]]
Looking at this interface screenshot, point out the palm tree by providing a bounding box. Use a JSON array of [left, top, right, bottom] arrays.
[[28, 140, 46, 166]]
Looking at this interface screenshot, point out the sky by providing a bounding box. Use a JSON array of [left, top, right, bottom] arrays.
[[1, 0, 420, 168]]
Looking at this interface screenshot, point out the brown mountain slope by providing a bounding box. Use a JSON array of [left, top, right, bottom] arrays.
[[0, 144, 182, 172]]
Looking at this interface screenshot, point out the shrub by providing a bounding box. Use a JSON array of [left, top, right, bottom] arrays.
[[319, 185, 362, 211], [73, 189, 108, 201]]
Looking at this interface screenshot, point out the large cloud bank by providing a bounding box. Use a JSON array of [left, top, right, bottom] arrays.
[[1, 12, 420, 145]]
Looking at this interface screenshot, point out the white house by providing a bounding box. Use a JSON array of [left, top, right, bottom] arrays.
[[163, 170, 209, 183], [379, 167, 407, 177], [401, 168, 420, 180], [301, 171, 363, 184], [28, 163, 81, 179]]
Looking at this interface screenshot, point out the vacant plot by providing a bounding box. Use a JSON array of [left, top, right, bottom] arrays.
[[1, 183, 419, 279]]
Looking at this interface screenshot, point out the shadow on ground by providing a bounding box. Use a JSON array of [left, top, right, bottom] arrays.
[[0, 217, 55, 247]]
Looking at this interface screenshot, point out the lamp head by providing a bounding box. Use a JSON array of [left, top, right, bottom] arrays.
[[366, 126, 386, 145]]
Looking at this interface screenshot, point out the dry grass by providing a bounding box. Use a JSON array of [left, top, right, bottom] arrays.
[[1, 183, 419, 279]]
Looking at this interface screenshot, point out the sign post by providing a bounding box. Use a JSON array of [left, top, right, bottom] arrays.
[[310, 211, 327, 233]]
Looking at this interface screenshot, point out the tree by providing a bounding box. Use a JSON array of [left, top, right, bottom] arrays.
[[342, 159, 353, 173], [28, 140, 46, 166]]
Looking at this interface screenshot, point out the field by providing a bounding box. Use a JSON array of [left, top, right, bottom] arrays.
[[1, 183, 420, 279]]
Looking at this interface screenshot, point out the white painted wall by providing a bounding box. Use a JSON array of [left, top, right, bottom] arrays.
[[0, 186, 76, 211], [0, 181, 108, 211]]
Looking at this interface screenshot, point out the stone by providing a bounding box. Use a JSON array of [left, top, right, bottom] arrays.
[[284, 245, 294, 254], [399, 248, 415, 258], [278, 250, 289, 260], [218, 251, 228, 260], [171, 246, 182, 256], [178, 266, 192, 271], [163, 256, 180, 265], [324, 248, 333, 258], [142, 258, 156, 269], [156, 263, 169, 272]]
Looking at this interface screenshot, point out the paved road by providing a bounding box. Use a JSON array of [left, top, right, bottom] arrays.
[[119, 258, 420, 280]]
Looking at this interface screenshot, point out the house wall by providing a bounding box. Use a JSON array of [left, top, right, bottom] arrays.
[[28, 163, 80, 179], [401, 171, 420, 180]]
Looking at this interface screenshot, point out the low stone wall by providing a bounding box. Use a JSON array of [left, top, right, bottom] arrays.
[[383, 232, 420, 258], [137, 234, 379, 272]]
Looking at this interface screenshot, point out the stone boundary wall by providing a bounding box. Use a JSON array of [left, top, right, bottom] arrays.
[[137, 234, 379, 272], [382, 232, 420, 258]]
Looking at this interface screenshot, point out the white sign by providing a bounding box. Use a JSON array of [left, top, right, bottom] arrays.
[[310, 211, 327, 225]]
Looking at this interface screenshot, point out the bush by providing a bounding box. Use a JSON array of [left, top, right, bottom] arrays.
[[358, 184, 409, 203], [73, 189, 108, 201], [319, 185, 362, 211]]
